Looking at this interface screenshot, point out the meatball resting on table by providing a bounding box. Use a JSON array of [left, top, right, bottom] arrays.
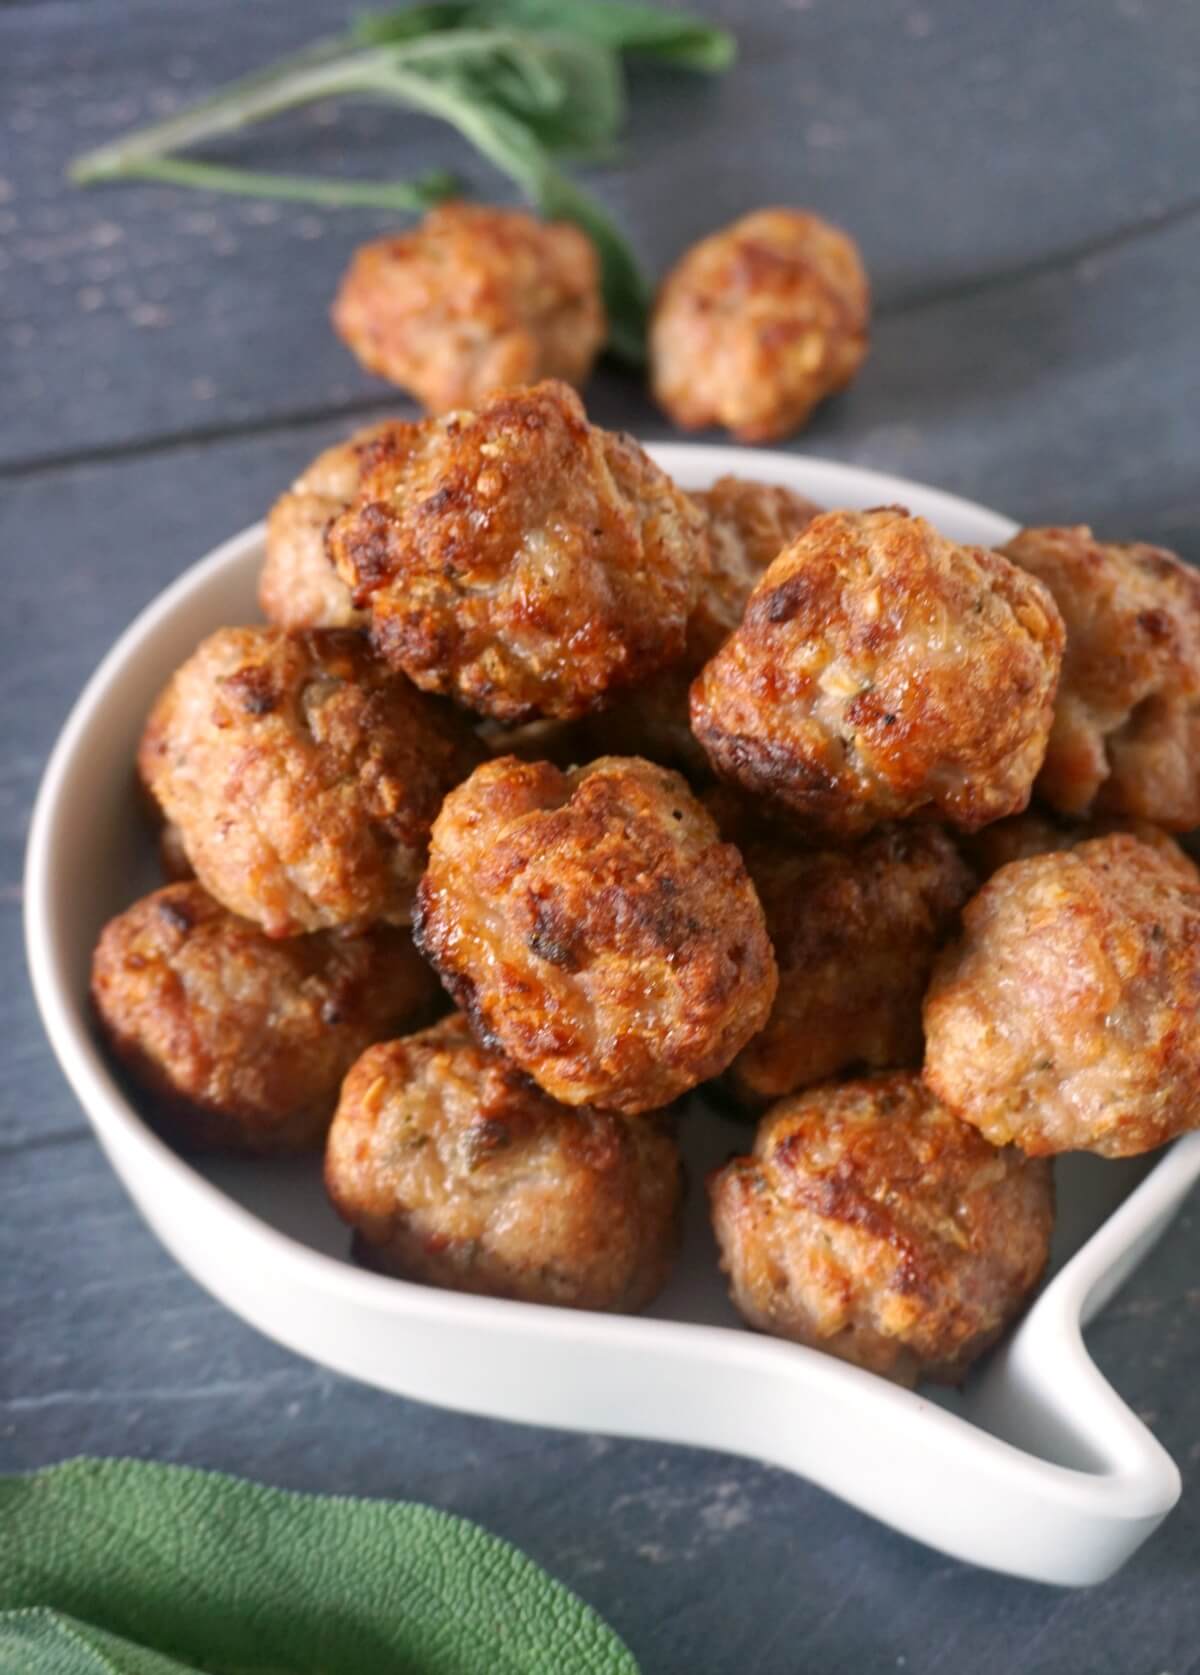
[[332, 203, 606, 413], [651, 207, 870, 443]]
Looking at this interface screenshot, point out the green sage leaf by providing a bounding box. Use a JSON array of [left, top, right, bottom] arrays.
[[0, 1610, 204, 1675], [358, 1, 736, 71], [0, 1459, 640, 1675]]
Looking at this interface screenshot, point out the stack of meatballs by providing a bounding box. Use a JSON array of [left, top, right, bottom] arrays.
[[92, 200, 1200, 1393]]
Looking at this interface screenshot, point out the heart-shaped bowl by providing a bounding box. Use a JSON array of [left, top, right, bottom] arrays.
[[26, 443, 1200, 1584]]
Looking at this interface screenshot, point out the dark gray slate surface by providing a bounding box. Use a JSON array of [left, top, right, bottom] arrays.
[[2, 2, 1199, 1671]]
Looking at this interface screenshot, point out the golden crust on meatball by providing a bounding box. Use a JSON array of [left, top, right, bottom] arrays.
[[326, 1015, 682, 1309], [332, 204, 606, 413], [92, 884, 440, 1154], [1001, 525, 1200, 830], [690, 507, 1065, 836], [722, 820, 976, 1105], [650, 208, 870, 443], [139, 626, 483, 938], [327, 380, 709, 722], [963, 808, 1198, 884], [708, 1073, 1054, 1386], [414, 755, 778, 1114], [924, 834, 1200, 1157], [259, 422, 405, 631]]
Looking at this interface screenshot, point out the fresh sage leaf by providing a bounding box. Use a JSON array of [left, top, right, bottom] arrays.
[[74, 157, 460, 210], [358, 1, 736, 71], [68, 1, 731, 360], [357, 56, 649, 359], [0, 1458, 640, 1675], [0, 1609, 204, 1675]]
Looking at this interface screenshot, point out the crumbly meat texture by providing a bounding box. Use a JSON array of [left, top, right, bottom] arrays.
[[331, 204, 606, 414], [582, 476, 823, 779], [414, 755, 778, 1114], [259, 422, 405, 631], [924, 834, 1200, 1157], [722, 820, 976, 1105], [708, 1073, 1054, 1386], [690, 507, 1065, 836], [650, 209, 870, 443], [963, 808, 1198, 884], [327, 380, 709, 722], [92, 883, 440, 1153], [326, 1015, 682, 1309], [690, 475, 825, 663], [1001, 525, 1200, 829], [138, 626, 483, 937]]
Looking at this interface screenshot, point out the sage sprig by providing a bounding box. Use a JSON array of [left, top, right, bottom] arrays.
[[0, 1458, 640, 1674], [69, 1, 736, 364]]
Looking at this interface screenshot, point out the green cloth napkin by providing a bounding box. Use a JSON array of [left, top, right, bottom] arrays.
[[0, 1458, 639, 1674]]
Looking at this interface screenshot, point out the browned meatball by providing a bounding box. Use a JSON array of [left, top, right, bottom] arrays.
[[583, 477, 823, 778], [414, 755, 778, 1114], [691, 507, 1065, 836], [259, 422, 403, 631], [1000, 526, 1200, 830], [332, 204, 606, 413], [650, 209, 870, 443], [924, 834, 1200, 1157], [326, 1015, 682, 1309], [709, 1074, 1054, 1386], [963, 808, 1198, 884], [691, 475, 825, 663], [722, 820, 976, 1105], [92, 884, 440, 1153], [327, 381, 709, 722], [139, 626, 483, 938]]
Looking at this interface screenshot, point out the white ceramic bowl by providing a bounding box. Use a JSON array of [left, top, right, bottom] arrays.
[[26, 446, 1200, 1585]]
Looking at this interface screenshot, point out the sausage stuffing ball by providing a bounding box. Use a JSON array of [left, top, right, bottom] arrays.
[[259, 422, 403, 631], [139, 626, 483, 938], [326, 1015, 682, 1309], [924, 833, 1200, 1157], [583, 476, 823, 778], [690, 475, 825, 663], [708, 1073, 1054, 1385], [650, 209, 870, 443], [721, 819, 976, 1105], [332, 204, 606, 413], [92, 883, 440, 1153], [414, 755, 778, 1114], [963, 808, 1197, 885], [1001, 525, 1200, 829], [691, 507, 1065, 836], [327, 380, 710, 722]]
